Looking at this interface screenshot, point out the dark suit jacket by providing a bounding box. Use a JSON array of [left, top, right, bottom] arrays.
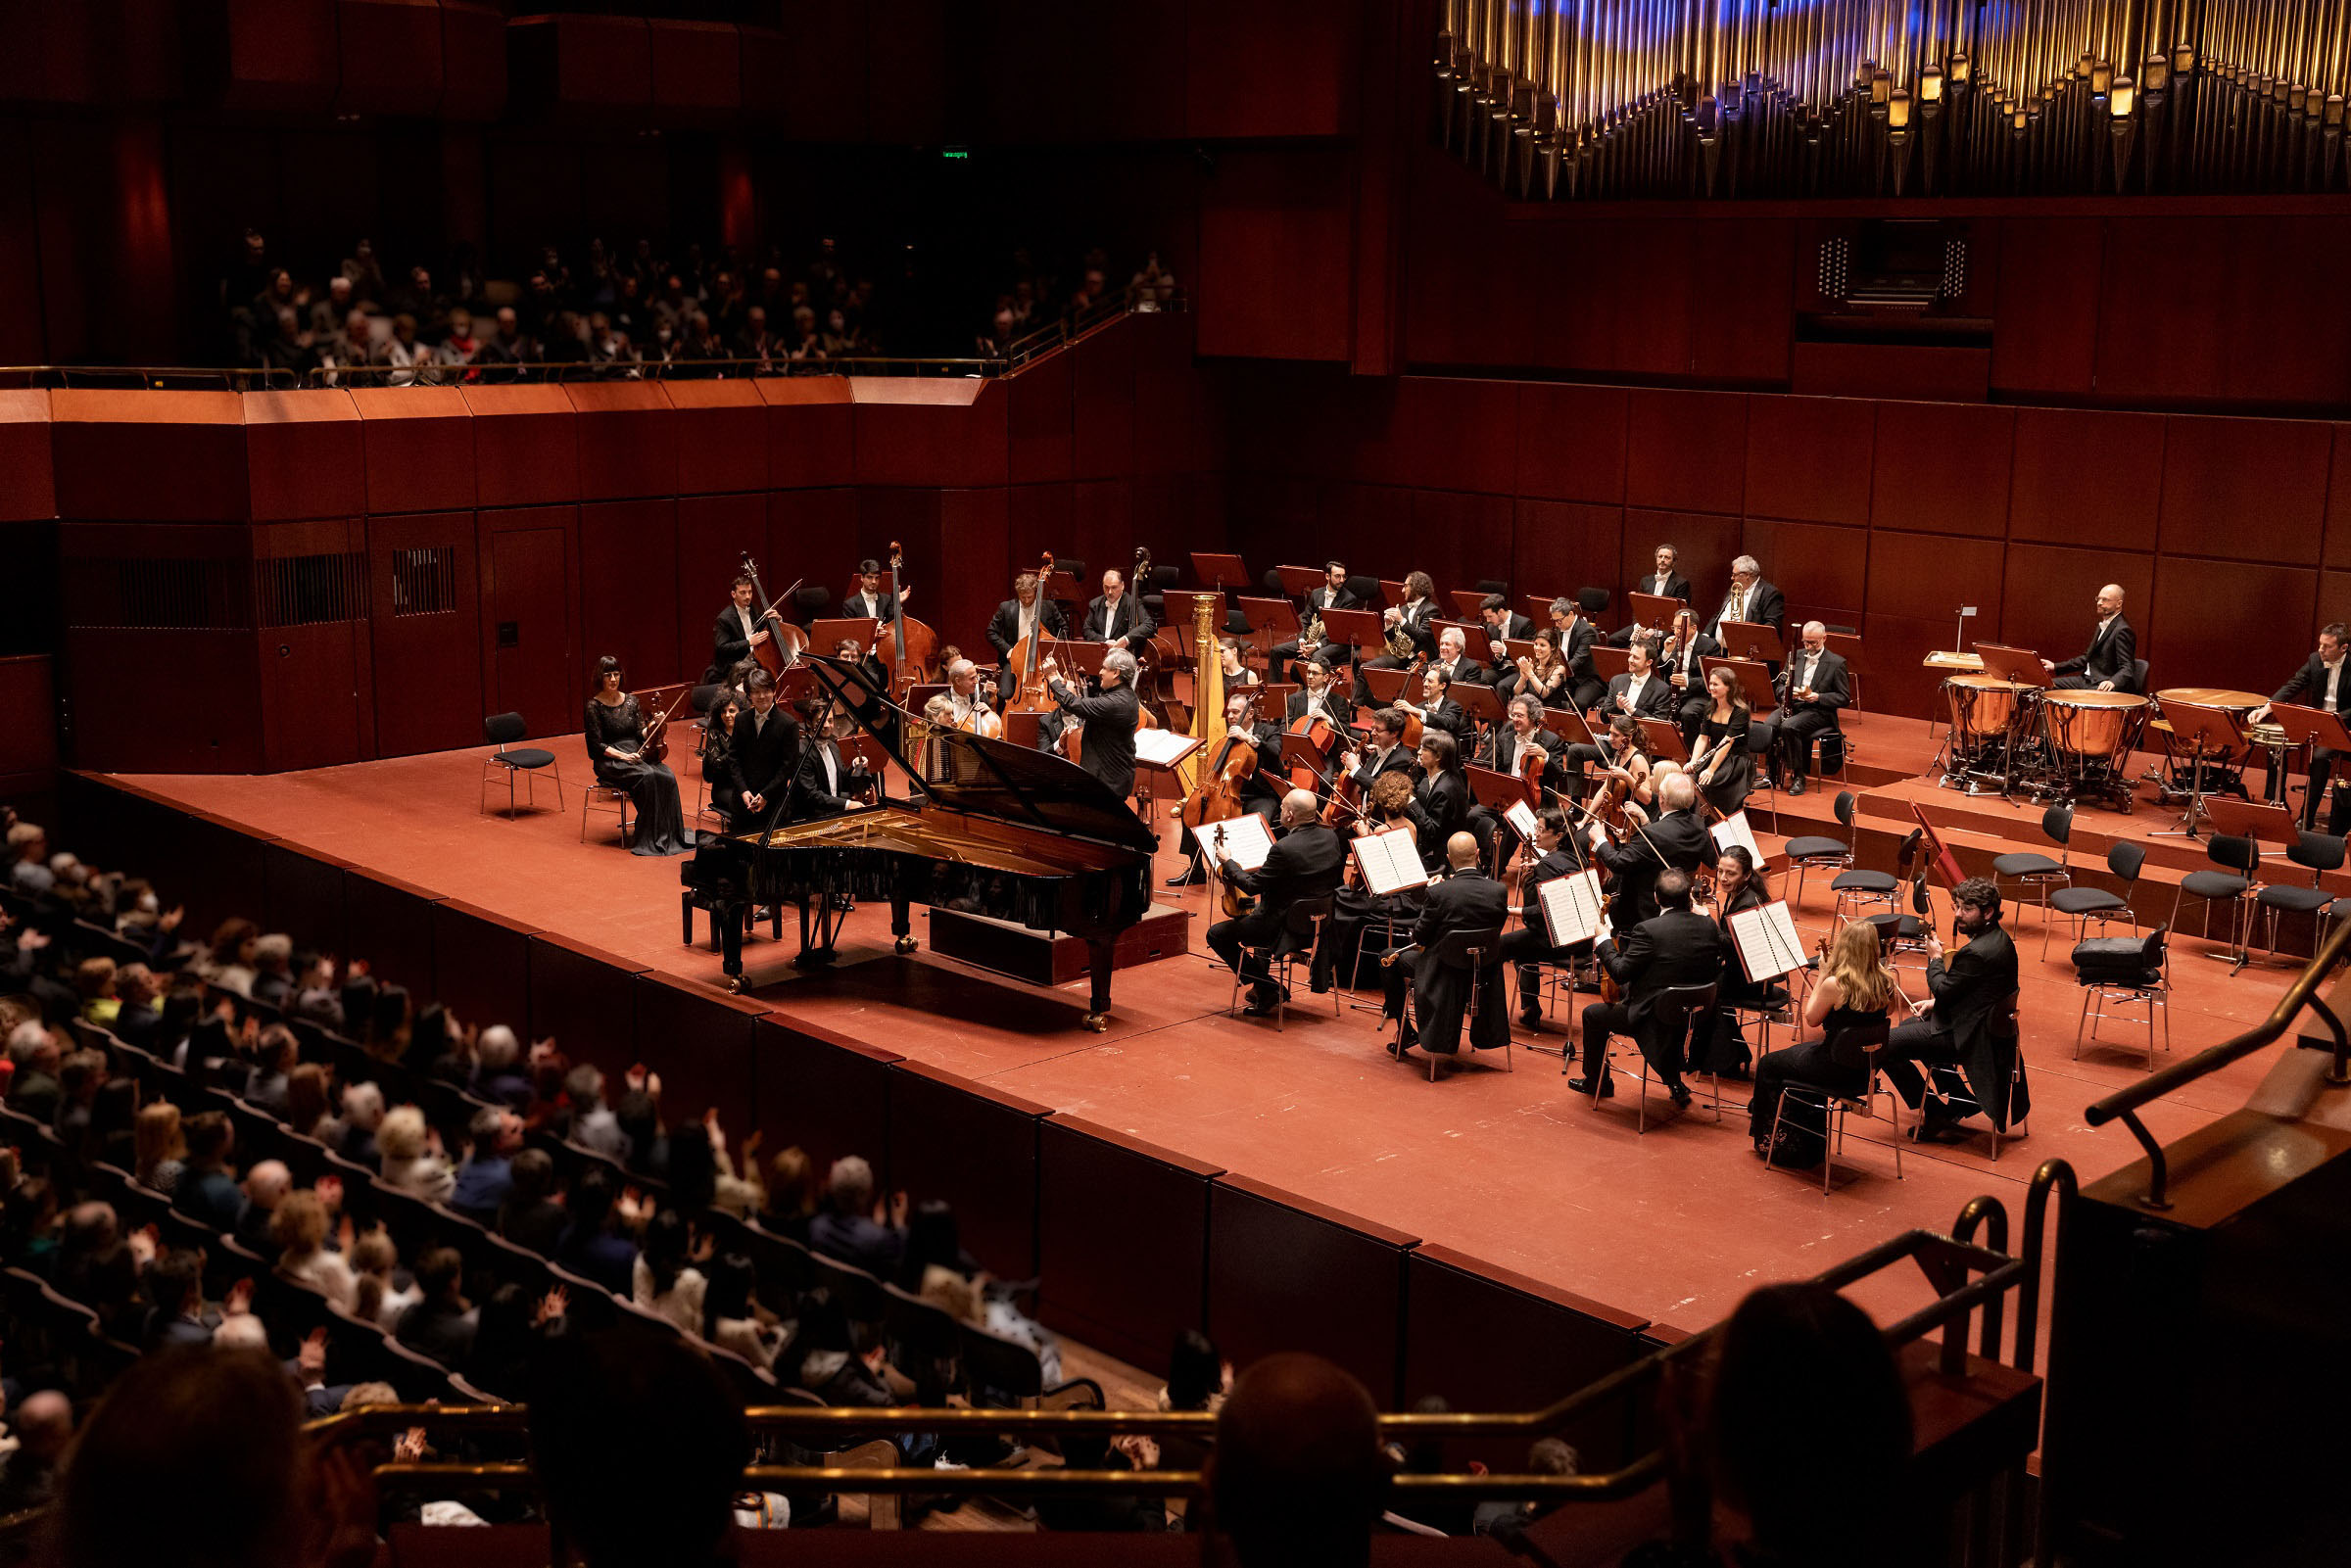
[[1285, 688, 1349, 730], [1605, 671, 1678, 721], [1350, 743, 1418, 793], [2055, 616, 2137, 689], [1305, 585, 1359, 616], [1479, 613, 1535, 650], [1406, 870, 1512, 1054], [1217, 722, 1286, 808], [1390, 600, 1439, 657], [841, 589, 893, 624], [1417, 696, 1471, 741], [709, 604, 758, 678], [1707, 581, 1787, 640], [1779, 647, 1851, 723], [1656, 634, 1723, 693], [792, 737, 863, 817], [1477, 727, 1563, 795], [1408, 771, 1470, 865], [1223, 823, 1346, 924], [1596, 808, 1711, 926], [1636, 571, 1695, 602], [1051, 678, 1141, 797], [985, 597, 1067, 662], [728, 704, 802, 808], [2273, 652, 2349, 711], [1559, 619, 1599, 681], [1598, 908, 1726, 1059], [1926, 923, 2028, 1129], [1082, 594, 1156, 652], [1431, 654, 1491, 689]]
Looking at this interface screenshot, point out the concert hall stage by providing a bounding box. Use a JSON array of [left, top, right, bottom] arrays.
[[110, 706, 2301, 1336]]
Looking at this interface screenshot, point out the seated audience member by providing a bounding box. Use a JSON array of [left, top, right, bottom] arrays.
[[498, 1148, 566, 1256], [558, 1166, 642, 1298], [284, 1062, 333, 1142], [350, 1227, 417, 1331], [1473, 1438, 1578, 1543], [1389, 1394, 1476, 1537], [142, 1248, 216, 1350], [564, 1063, 626, 1159], [529, 1331, 752, 1568], [1208, 1353, 1390, 1568], [1037, 1430, 1170, 1534], [244, 1023, 299, 1118], [234, 1159, 293, 1252], [110, 962, 164, 1047], [133, 1100, 186, 1195], [270, 1188, 357, 1310], [290, 952, 344, 1027], [449, 1107, 521, 1223], [377, 1104, 456, 1202], [704, 1253, 786, 1372], [74, 957, 119, 1026], [808, 1155, 904, 1272], [760, 1144, 821, 1244], [791, 1290, 916, 1408], [634, 1208, 710, 1336], [51, 1348, 377, 1568], [330, 1080, 385, 1167], [614, 1088, 668, 1178], [396, 1246, 478, 1366], [473, 1023, 533, 1109], [249, 932, 295, 1008], [0, 1388, 72, 1516], [173, 1111, 247, 1233]]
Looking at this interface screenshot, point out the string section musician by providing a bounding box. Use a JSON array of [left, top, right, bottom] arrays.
[[1380, 832, 1511, 1064], [1042, 648, 1142, 803], [1544, 596, 1605, 712], [1172, 692, 1285, 886], [1591, 771, 1709, 930], [843, 559, 908, 623], [1082, 569, 1156, 653], [1496, 805, 1587, 1029], [2043, 583, 2135, 691], [707, 571, 780, 685], [2251, 621, 2351, 832], [1772, 622, 1848, 797], [1879, 877, 2029, 1144], [1569, 868, 1722, 1106], [985, 572, 1066, 664], [584, 656, 693, 856], [1207, 789, 1346, 1017]]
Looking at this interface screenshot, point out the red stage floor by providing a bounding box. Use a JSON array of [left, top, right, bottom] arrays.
[[119, 711, 2301, 1334]]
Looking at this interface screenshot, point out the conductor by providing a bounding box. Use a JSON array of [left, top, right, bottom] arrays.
[[1042, 648, 1143, 802]]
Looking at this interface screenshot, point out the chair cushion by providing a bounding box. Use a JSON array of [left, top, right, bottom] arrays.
[[1783, 836, 1847, 861], [1831, 870, 1896, 893], [1992, 852, 2062, 878], [2048, 887, 2125, 915], [495, 749, 556, 770], [2256, 886, 2332, 914], [2181, 872, 2249, 899]]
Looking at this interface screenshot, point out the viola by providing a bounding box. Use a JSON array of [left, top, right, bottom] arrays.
[[1210, 821, 1256, 920], [636, 686, 693, 766]]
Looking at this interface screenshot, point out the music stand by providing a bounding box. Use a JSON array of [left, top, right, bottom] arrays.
[[1499, 638, 1540, 665], [1591, 645, 1631, 682], [1637, 718, 1689, 763], [808, 617, 881, 655], [1280, 734, 1340, 793], [1973, 643, 2051, 688], [1041, 568, 1083, 604], [1452, 682, 1506, 729], [1378, 578, 1410, 608], [1256, 683, 1299, 722], [1519, 594, 1561, 626], [2272, 702, 2351, 828], [1702, 657, 1777, 715], [2202, 796, 2301, 853], [1542, 706, 1599, 748], [1319, 606, 1389, 659], [1363, 667, 1417, 706], [1716, 619, 1785, 665], [1236, 595, 1299, 664], [1045, 641, 1115, 685], [1162, 591, 1227, 644], [1628, 591, 1686, 630], [1003, 711, 1044, 749], [1275, 564, 1326, 597], [1467, 763, 1535, 809], [1446, 590, 1491, 619], [1190, 552, 1250, 591], [2151, 701, 2246, 840]]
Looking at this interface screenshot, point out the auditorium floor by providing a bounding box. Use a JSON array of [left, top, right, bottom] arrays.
[[120, 709, 2302, 1335]]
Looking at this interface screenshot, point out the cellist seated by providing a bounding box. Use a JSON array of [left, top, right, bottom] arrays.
[[940, 659, 1003, 739], [1206, 790, 1346, 1018], [1172, 692, 1284, 887]]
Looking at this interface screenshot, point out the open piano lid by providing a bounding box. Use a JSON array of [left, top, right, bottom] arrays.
[[798, 652, 1160, 856]]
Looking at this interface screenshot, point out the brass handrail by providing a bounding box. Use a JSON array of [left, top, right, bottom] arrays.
[[2083, 912, 2351, 1209]]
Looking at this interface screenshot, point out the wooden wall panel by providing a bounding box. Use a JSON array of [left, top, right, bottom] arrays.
[[2000, 546, 2157, 673], [631, 974, 762, 1123], [567, 382, 677, 501], [1511, 499, 1621, 606], [1207, 1176, 1413, 1406], [1515, 384, 1629, 504], [342, 868, 438, 1000], [1036, 1117, 1221, 1375], [1869, 402, 2013, 538], [850, 380, 1009, 490], [367, 509, 483, 759], [1391, 377, 1518, 497], [2147, 560, 2317, 698], [749, 1015, 896, 1183], [1622, 509, 1743, 608], [1989, 218, 2103, 399], [1624, 390, 1746, 514], [664, 381, 767, 496], [50, 390, 248, 522], [462, 385, 579, 509], [1070, 319, 1136, 481], [757, 377, 855, 491], [2157, 415, 2329, 567], [526, 934, 643, 1087], [674, 493, 765, 680], [0, 391, 55, 522], [430, 899, 539, 1039], [1743, 397, 1873, 526], [2327, 425, 2351, 573], [259, 839, 351, 960], [244, 391, 364, 522], [477, 504, 580, 737], [1408, 490, 1512, 601], [1864, 532, 2007, 627], [351, 387, 476, 515], [1765, 521, 1869, 626], [2009, 408, 2164, 550], [1006, 349, 1074, 486], [888, 1063, 1047, 1279], [1195, 147, 1356, 363], [577, 499, 679, 687]]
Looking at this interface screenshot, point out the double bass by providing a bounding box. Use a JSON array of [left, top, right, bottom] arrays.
[[870, 541, 940, 699], [1004, 550, 1061, 714], [739, 554, 806, 676]]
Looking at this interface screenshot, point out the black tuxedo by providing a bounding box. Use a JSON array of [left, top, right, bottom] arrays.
[[1636, 571, 1694, 602], [1775, 645, 1851, 780], [1430, 654, 1490, 689], [1883, 923, 2028, 1132], [1579, 908, 1725, 1085], [1049, 677, 1141, 799], [1383, 868, 1511, 1055], [1594, 807, 1710, 929], [1555, 618, 1605, 710], [1285, 687, 1350, 730], [1408, 771, 1470, 868], [1082, 594, 1155, 652], [1477, 613, 1534, 655], [1604, 671, 1677, 723], [1706, 579, 1786, 641], [728, 704, 802, 818], [1354, 599, 1438, 705], [841, 589, 895, 623], [1208, 823, 1347, 1005], [707, 603, 763, 683], [1657, 633, 1724, 742], [1500, 843, 1589, 1010], [985, 597, 1066, 662], [1350, 743, 1418, 794], [1476, 726, 1560, 788], [2053, 615, 2137, 691], [1275, 584, 1362, 674], [1414, 696, 1471, 742], [1219, 722, 1286, 813], [2269, 654, 2351, 829], [792, 736, 863, 818]]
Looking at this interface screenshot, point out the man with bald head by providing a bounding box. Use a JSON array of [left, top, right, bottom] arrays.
[[1774, 620, 1850, 796], [1207, 789, 1347, 1017], [1592, 771, 1710, 929], [1570, 867, 1724, 1107], [1208, 1353, 1388, 1568], [1381, 831, 1510, 1062], [2044, 582, 2137, 692]]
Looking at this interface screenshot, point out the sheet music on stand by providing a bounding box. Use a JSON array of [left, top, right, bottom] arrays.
[[1728, 900, 1809, 983], [1538, 869, 1607, 948], [1205, 812, 1276, 874], [1133, 729, 1205, 770], [1710, 810, 1761, 864], [1505, 799, 1540, 840], [1352, 829, 1430, 896]]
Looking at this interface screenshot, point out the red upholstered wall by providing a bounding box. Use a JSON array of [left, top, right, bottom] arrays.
[[1227, 366, 2351, 717]]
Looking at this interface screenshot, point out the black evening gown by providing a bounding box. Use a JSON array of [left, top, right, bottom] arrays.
[[1695, 708, 1754, 816], [584, 696, 693, 856]]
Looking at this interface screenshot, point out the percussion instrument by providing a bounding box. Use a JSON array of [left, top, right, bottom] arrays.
[[1944, 675, 2028, 747], [2042, 689, 2148, 762]]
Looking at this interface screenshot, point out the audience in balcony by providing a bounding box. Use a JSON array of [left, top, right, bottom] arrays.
[[808, 1154, 905, 1271]]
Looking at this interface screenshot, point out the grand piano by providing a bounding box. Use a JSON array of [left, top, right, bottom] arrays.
[[687, 655, 1158, 1030]]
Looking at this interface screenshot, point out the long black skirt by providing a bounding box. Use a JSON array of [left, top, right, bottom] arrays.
[[598, 758, 693, 856]]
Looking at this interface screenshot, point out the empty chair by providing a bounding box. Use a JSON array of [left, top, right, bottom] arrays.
[[1991, 805, 2076, 935], [2254, 831, 2345, 960], [2170, 833, 2261, 962], [481, 713, 561, 818], [2047, 840, 2146, 956], [1743, 717, 1780, 831]]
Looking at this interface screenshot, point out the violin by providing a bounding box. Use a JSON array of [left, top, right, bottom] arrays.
[[636, 686, 694, 766]]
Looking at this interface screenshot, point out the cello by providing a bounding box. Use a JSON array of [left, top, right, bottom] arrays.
[[1180, 727, 1258, 832], [1003, 550, 1061, 714], [871, 541, 940, 699], [738, 554, 806, 676]]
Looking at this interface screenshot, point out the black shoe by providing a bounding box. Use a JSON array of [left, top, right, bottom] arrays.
[[1668, 1082, 1694, 1110], [1517, 1006, 1543, 1028], [1909, 1101, 1962, 1142], [1567, 1073, 1614, 1098], [1786, 776, 1807, 797], [1166, 869, 1206, 887], [1242, 999, 1279, 1018]]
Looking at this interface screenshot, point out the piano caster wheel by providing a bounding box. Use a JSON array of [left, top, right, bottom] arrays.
[[895, 935, 918, 956], [1081, 1012, 1110, 1033]]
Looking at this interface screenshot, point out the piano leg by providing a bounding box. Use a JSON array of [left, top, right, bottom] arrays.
[[718, 897, 746, 990], [1083, 940, 1115, 1032], [794, 894, 841, 968], [892, 894, 917, 955]]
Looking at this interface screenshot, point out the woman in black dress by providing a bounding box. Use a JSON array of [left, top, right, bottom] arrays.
[[1689, 665, 1754, 817], [584, 656, 693, 856], [1311, 770, 1427, 991], [1692, 843, 1772, 1076], [1750, 918, 1899, 1164], [700, 689, 744, 831], [1511, 628, 1571, 708]]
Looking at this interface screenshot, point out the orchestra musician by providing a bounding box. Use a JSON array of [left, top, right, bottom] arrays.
[[584, 656, 694, 856], [1393, 664, 1470, 744], [1430, 626, 1491, 688], [1214, 638, 1262, 689], [1355, 570, 1439, 706], [1687, 667, 1755, 817], [1407, 731, 1471, 872], [1309, 771, 1424, 992], [1207, 788, 1346, 1018], [1560, 713, 1654, 811], [1172, 691, 1285, 884], [706, 571, 780, 685], [1476, 594, 1533, 670], [1879, 877, 2029, 1144], [1656, 608, 1723, 745], [1772, 622, 1849, 797], [1508, 628, 1572, 710], [1544, 596, 1606, 712], [1497, 805, 1588, 1028], [1687, 843, 1770, 1077], [1379, 832, 1511, 1064], [2042, 583, 2137, 692], [1590, 771, 1710, 930], [1470, 695, 1565, 871], [1750, 919, 1899, 1164], [1271, 560, 1359, 675], [2251, 622, 2351, 832], [1706, 555, 1786, 644], [939, 659, 1002, 737], [1286, 658, 1349, 731], [1602, 641, 1677, 723], [1042, 648, 1143, 801], [1568, 867, 1723, 1106], [984, 572, 1067, 663], [1339, 710, 1420, 798], [1081, 568, 1156, 653], [1636, 544, 1693, 603], [843, 559, 909, 623], [727, 668, 802, 830]]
